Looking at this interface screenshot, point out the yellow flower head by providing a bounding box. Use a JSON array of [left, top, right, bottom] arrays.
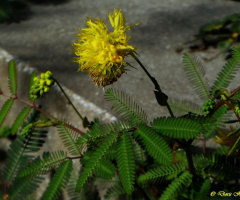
[[72, 9, 138, 87]]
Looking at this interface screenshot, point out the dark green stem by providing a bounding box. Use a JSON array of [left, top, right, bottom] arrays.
[[131, 52, 174, 117], [54, 78, 84, 121]]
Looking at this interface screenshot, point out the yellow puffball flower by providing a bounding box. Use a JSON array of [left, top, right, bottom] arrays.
[[72, 9, 138, 87]]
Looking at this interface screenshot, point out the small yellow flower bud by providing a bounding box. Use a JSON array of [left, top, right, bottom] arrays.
[[33, 77, 39, 83], [40, 79, 45, 86], [40, 73, 45, 79], [46, 79, 53, 86], [45, 71, 53, 79], [44, 87, 50, 93]]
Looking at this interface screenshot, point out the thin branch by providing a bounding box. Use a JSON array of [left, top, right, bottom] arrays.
[[0, 92, 85, 135]]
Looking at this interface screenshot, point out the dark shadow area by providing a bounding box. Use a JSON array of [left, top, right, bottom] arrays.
[[0, 149, 7, 162], [2, 0, 32, 23], [27, 0, 69, 6]]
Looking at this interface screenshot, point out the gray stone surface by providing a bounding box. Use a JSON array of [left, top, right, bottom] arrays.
[[0, 0, 240, 122]]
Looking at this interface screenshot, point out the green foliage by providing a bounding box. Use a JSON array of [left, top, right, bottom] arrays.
[[18, 151, 67, 178], [11, 106, 31, 135], [168, 98, 203, 115], [211, 47, 240, 95], [117, 133, 135, 194], [160, 171, 193, 200], [8, 60, 17, 95], [138, 163, 186, 184], [183, 53, 210, 101], [8, 177, 43, 200], [151, 117, 202, 140], [194, 179, 211, 200], [0, 98, 14, 127], [76, 134, 118, 192], [134, 124, 173, 165], [3, 135, 27, 182], [1, 44, 240, 200], [41, 160, 72, 200], [104, 184, 126, 199], [57, 123, 81, 155], [105, 88, 148, 124]]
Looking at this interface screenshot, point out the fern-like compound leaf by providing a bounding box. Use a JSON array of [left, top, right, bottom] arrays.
[[11, 106, 31, 135], [21, 108, 48, 153], [211, 46, 240, 95], [104, 184, 126, 199], [66, 170, 86, 200], [194, 179, 211, 200], [138, 163, 186, 184], [76, 120, 132, 149], [8, 59, 18, 95], [57, 123, 81, 156], [168, 98, 203, 116], [18, 151, 67, 178], [203, 154, 240, 180], [105, 88, 148, 124], [0, 98, 14, 127], [151, 117, 202, 140], [117, 133, 135, 194], [160, 171, 193, 200], [76, 133, 118, 192], [204, 105, 229, 139], [41, 160, 72, 200], [133, 124, 173, 165], [8, 177, 43, 200], [3, 135, 29, 182], [183, 53, 210, 101], [81, 151, 115, 180]]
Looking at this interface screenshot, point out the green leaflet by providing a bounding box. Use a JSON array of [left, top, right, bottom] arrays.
[[41, 160, 72, 200], [8, 177, 43, 200], [0, 98, 14, 127], [66, 170, 85, 200], [104, 184, 126, 199], [57, 123, 81, 156], [183, 53, 210, 101], [137, 163, 186, 184], [117, 133, 135, 194], [168, 98, 203, 116], [18, 151, 67, 178], [204, 105, 229, 139], [203, 154, 240, 180], [11, 106, 31, 135], [194, 179, 211, 200], [133, 124, 173, 165], [22, 107, 48, 153], [76, 134, 118, 192], [3, 135, 26, 182], [151, 117, 202, 140], [76, 120, 132, 149], [105, 88, 148, 124], [8, 60, 18, 95], [81, 151, 115, 180], [160, 171, 193, 200], [211, 46, 240, 95]]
